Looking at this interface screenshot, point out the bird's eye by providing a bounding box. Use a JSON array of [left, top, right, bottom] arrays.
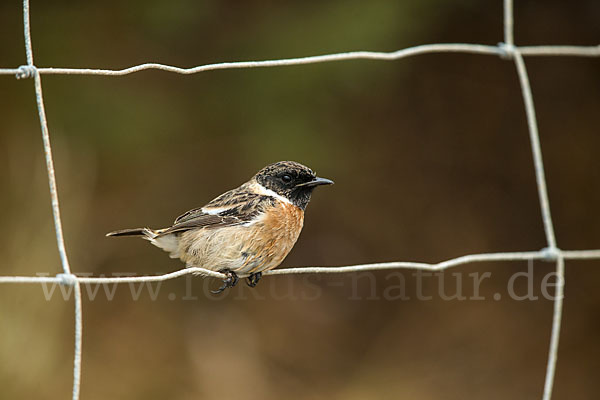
[[281, 175, 292, 183]]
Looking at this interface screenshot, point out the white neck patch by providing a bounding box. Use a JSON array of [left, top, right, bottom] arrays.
[[255, 183, 292, 205]]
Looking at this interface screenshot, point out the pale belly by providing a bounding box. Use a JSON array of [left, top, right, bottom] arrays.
[[177, 203, 304, 274]]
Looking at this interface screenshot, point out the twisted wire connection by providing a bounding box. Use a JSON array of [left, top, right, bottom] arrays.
[[0, 0, 598, 399]]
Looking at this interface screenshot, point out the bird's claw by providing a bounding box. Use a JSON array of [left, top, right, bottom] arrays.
[[246, 272, 262, 288], [211, 269, 239, 294]]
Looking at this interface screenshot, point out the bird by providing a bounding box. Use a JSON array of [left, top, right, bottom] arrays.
[[106, 161, 333, 293]]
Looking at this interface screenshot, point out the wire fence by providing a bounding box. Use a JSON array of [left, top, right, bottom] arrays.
[[0, 0, 599, 399]]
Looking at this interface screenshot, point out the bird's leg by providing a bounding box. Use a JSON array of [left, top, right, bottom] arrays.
[[246, 272, 262, 288], [211, 269, 239, 294]]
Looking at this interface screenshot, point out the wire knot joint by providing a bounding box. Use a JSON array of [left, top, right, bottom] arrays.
[[498, 42, 516, 60], [540, 246, 561, 262], [16, 65, 36, 79], [57, 273, 78, 286]]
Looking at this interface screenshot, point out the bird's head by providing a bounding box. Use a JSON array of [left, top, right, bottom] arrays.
[[254, 161, 333, 210]]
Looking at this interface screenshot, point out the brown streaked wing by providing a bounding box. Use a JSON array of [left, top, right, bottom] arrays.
[[164, 192, 275, 236], [173, 206, 209, 225], [173, 184, 254, 225], [159, 213, 242, 235]]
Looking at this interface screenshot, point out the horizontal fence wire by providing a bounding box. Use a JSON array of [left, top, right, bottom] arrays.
[[1, 249, 600, 285], [0, 0, 599, 399], [1, 44, 599, 78]]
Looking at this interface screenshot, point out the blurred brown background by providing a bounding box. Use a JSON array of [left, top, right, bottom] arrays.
[[1, 0, 599, 399]]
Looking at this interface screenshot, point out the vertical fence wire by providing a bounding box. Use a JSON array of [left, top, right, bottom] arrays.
[[511, 50, 558, 250], [511, 49, 562, 400], [503, 0, 514, 47], [505, 2, 561, 397], [542, 256, 565, 400], [21, 1, 83, 399]]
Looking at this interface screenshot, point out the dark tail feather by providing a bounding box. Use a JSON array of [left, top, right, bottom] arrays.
[[106, 228, 153, 238]]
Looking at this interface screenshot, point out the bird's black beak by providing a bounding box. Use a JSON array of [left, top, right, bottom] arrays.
[[296, 176, 334, 188]]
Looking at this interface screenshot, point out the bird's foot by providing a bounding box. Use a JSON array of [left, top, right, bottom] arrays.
[[246, 272, 262, 288], [211, 269, 239, 294]]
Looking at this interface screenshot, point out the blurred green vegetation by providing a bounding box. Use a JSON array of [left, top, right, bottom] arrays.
[[1, 1, 599, 399]]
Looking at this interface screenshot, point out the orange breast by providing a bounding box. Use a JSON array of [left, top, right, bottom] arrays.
[[244, 201, 304, 273]]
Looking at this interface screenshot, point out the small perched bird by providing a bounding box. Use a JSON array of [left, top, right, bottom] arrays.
[[107, 161, 333, 293]]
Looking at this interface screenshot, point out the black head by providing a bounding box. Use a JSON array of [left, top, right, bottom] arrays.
[[254, 161, 333, 210]]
